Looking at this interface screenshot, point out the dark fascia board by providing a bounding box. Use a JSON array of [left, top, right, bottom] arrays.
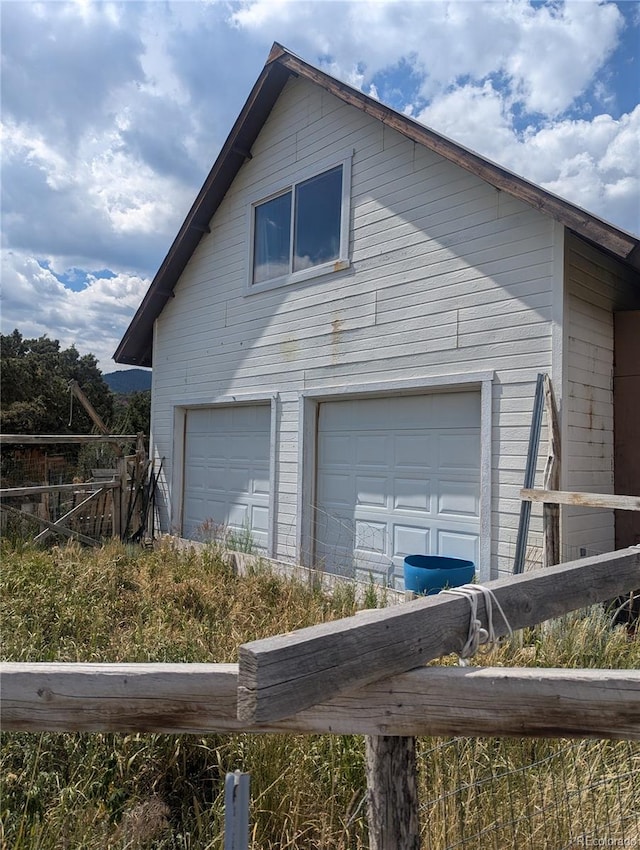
[[278, 49, 639, 265], [114, 43, 640, 367]]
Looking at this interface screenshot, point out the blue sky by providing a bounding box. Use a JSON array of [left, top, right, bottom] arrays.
[[1, 0, 638, 371]]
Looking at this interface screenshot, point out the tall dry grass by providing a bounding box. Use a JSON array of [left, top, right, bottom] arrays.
[[1, 538, 638, 849], [1, 539, 366, 849]]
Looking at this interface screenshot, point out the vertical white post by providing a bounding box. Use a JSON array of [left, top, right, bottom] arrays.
[[224, 770, 250, 850]]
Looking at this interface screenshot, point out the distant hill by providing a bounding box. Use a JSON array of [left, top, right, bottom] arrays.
[[103, 369, 152, 394]]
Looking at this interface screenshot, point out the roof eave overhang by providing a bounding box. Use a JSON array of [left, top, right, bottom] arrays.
[[114, 44, 639, 368], [275, 51, 640, 273], [113, 47, 293, 367]]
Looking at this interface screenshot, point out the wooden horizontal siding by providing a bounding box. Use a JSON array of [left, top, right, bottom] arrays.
[[151, 75, 556, 578], [562, 231, 639, 558]]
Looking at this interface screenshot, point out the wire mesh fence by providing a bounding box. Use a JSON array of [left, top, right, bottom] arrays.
[[0, 436, 146, 543], [420, 737, 640, 849], [0, 440, 126, 489]]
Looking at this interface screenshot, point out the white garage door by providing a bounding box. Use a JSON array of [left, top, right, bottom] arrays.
[[315, 392, 480, 582], [182, 405, 270, 549]]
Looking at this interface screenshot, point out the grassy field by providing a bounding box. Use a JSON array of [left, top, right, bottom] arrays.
[[1, 538, 639, 849]]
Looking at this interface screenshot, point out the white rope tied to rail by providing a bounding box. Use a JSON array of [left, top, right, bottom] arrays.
[[440, 584, 513, 665]]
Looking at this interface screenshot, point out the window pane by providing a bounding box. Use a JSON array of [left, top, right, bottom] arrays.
[[253, 192, 292, 284], [293, 165, 342, 272]]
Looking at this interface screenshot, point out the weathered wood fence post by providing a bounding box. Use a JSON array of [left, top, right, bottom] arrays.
[[238, 546, 640, 846], [365, 735, 420, 850], [112, 460, 123, 539]]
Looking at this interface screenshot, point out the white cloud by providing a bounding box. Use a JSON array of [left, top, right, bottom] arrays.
[[1, 0, 637, 375], [1, 1, 146, 147], [1, 113, 195, 273], [415, 82, 515, 163], [417, 94, 640, 234], [88, 145, 192, 237], [502, 0, 622, 115], [2, 121, 75, 192], [230, 0, 624, 115], [1, 252, 150, 372]]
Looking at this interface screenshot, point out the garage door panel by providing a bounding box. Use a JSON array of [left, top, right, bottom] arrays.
[[436, 529, 478, 563], [187, 467, 208, 489], [315, 519, 355, 575], [316, 392, 480, 584], [252, 473, 270, 496], [205, 479, 229, 496], [225, 502, 247, 527], [231, 435, 269, 462], [393, 478, 431, 512], [252, 506, 269, 533], [355, 520, 386, 553], [437, 481, 480, 517], [207, 499, 228, 520], [231, 405, 267, 429], [338, 393, 480, 430], [320, 434, 351, 465], [316, 547, 355, 576], [208, 436, 229, 458], [183, 405, 270, 549], [187, 434, 208, 456], [356, 435, 389, 466], [229, 435, 250, 459], [394, 434, 433, 468], [318, 542, 393, 578], [317, 472, 352, 506], [438, 432, 481, 470], [182, 497, 228, 537], [422, 392, 480, 428], [226, 468, 252, 493], [252, 442, 270, 463], [393, 524, 431, 558], [356, 476, 387, 507]]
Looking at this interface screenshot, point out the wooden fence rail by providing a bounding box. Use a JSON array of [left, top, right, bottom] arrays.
[[521, 488, 640, 511], [2, 663, 639, 740], [3, 545, 639, 850], [0, 481, 118, 499], [0, 503, 101, 547], [238, 546, 640, 723], [1, 433, 148, 543], [0, 434, 138, 445]]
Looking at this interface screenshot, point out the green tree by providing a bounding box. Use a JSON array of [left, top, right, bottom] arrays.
[[0, 330, 114, 434], [113, 390, 151, 437]]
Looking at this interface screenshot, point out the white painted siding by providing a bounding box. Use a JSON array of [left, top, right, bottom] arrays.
[[563, 233, 640, 558], [150, 76, 559, 577]]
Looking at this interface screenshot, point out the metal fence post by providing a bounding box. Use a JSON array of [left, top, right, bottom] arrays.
[[224, 770, 250, 850], [514, 372, 545, 573]]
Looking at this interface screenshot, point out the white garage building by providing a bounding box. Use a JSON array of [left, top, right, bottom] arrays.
[[115, 45, 640, 587]]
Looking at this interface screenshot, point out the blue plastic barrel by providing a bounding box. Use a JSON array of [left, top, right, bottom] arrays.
[[403, 554, 475, 595]]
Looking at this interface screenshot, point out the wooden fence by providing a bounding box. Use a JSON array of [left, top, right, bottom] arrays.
[[3, 544, 639, 849], [0, 433, 148, 544]]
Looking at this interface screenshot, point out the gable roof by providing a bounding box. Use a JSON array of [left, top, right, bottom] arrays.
[[114, 42, 640, 367]]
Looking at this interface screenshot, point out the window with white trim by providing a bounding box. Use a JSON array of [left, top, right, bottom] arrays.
[[249, 156, 351, 292]]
